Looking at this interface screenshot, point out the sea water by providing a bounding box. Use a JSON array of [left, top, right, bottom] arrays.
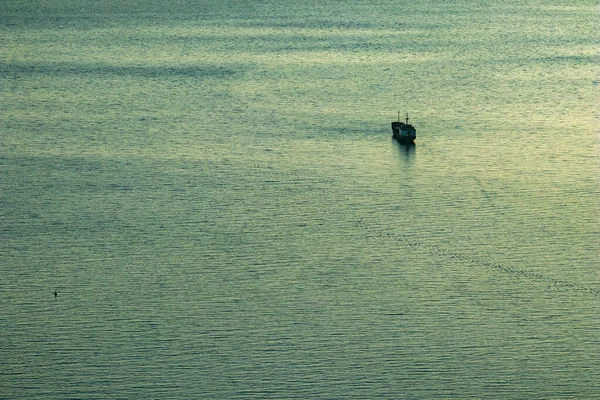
[[1, 0, 599, 398]]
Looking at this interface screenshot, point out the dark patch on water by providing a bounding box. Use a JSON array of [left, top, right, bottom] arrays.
[[0, 61, 240, 79]]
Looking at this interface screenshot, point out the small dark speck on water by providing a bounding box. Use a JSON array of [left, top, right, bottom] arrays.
[[54, 291, 57, 298]]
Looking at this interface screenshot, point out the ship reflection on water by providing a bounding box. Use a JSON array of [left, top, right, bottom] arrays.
[[393, 139, 416, 159]]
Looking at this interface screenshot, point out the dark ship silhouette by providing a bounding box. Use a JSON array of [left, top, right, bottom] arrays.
[[392, 112, 416, 144]]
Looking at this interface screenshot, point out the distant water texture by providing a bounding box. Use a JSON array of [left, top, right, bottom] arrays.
[[1, 0, 599, 398]]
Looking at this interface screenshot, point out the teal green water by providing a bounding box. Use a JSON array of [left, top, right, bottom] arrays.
[[1, 1, 599, 398]]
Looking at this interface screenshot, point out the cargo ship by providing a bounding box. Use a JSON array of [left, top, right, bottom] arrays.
[[392, 112, 416, 144]]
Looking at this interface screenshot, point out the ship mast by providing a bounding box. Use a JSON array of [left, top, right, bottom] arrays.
[[397, 111, 411, 125]]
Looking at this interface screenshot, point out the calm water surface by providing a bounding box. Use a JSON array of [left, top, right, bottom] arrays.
[[1, 0, 599, 398]]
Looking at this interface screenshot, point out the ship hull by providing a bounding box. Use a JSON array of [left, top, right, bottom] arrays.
[[391, 121, 416, 143], [393, 134, 415, 144]]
